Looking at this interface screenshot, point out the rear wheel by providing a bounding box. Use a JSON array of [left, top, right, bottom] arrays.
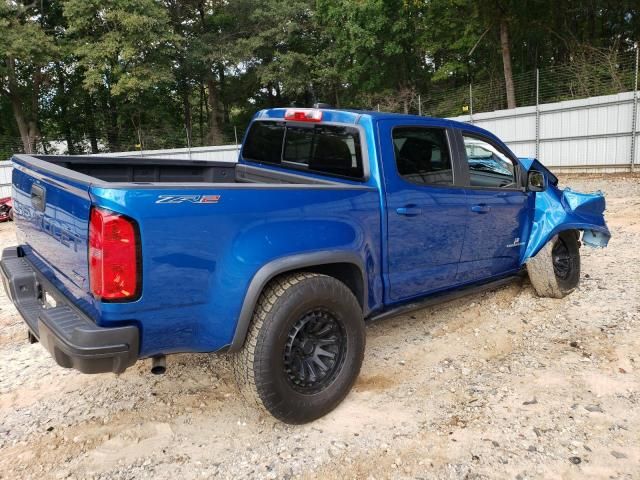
[[231, 272, 365, 424], [527, 231, 581, 298]]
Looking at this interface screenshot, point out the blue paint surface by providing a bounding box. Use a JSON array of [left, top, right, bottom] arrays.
[[522, 184, 610, 261]]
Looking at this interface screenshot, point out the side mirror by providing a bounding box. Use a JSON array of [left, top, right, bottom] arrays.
[[527, 170, 546, 192]]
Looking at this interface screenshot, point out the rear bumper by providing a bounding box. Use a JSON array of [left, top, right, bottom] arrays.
[[0, 247, 139, 374]]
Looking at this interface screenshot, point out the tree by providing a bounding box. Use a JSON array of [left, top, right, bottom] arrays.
[[1, 0, 639, 156], [0, 1, 56, 153], [499, 16, 516, 109], [317, 0, 428, 111], [468, 0, 520, 109], [64, 0, 178, 151]]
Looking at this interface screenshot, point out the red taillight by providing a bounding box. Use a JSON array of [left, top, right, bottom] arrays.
[[284, 109, 323, 122], [89, 207, 140, 301]]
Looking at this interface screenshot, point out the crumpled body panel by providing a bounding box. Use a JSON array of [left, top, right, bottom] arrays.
[[522, 181, 611, 262]]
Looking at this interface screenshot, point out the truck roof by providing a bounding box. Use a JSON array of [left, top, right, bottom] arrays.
[[254, 107, 500, 144]]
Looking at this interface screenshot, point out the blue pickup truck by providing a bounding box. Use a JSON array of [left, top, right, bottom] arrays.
[[1, 108, 610, 423]]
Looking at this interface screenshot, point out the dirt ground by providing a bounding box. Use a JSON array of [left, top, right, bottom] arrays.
[[0, 175, 638, 480]]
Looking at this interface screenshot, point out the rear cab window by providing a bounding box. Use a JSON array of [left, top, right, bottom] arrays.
[[242, 121, 364, 180], [392, 127, 454, 186]]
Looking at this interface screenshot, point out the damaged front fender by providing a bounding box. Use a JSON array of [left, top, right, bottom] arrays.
[[522, 181, 611, 262]]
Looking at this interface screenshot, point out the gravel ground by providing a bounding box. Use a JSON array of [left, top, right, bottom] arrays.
[[0, 175, 638, 480]]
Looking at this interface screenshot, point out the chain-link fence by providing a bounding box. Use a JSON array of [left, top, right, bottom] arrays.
[[365, 48, 639, 120], [0, 137, 25, 163]]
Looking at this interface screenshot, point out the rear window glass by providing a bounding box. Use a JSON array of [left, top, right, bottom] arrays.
[[242, 121, 364, 180], [242, 121, 285, 164]]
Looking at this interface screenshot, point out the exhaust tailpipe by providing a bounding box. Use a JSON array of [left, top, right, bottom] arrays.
[[151, 355, 166, 375]]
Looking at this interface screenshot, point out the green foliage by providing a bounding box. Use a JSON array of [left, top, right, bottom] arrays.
[[317, 0, 427, 92], [0, 2, 57, 62], [64, 0, 177, 97], [0, 0, 638, 155]]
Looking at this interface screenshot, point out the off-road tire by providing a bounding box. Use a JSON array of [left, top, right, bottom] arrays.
[[231, 272, 365, 424], [527, 231, 581, 298]]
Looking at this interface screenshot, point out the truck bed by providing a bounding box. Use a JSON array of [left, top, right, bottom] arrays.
[[9, 152, 380, 358], [28, 155, 334, 185]]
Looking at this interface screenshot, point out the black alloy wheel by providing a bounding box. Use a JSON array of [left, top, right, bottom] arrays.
[[232, 272, 365, 424], [283, 309, 347, 394], [552, 236, 573, 280]]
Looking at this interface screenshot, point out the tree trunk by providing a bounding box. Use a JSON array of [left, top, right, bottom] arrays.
[[196, 2, 223, 145], [6, 57, 39, 153], [274, 83, 282, 106], [84, 94, 99, 153], [10, 95, 36, 154], [101, 88, 120, 152], [107, 103, 120, 152], [218, 65, 230, 124], [205, 75, 224, 145], [199, 82, 205, 145], [30, 69, 43, 149], [56, 64, 76, 155], [182, 82, 192, 144], [63, 124, 75, 155], [500, 19, 517, 109]]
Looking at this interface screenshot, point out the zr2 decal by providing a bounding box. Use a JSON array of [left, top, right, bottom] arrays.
[[156, 194, 221, 204]]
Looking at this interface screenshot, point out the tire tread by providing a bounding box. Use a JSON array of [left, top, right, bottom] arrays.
[[527, 232, 580, 299], [231, 272, 330, 416]]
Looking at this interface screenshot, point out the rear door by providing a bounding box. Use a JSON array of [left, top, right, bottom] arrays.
[[12, 156, 92, 297], [455, 131, 531, 283], [379, 120, 468, 302]]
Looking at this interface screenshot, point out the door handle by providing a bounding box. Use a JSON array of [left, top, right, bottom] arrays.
[[471, 203, 491, 214], [396, 205, 422, 217]]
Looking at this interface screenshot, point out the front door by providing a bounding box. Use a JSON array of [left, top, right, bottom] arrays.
[[380, 120, 468, 302], [456, 132, 532, 283]]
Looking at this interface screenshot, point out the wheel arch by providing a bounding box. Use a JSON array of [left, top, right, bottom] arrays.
[[523, 223, 610, 262], [227, 251, 367, 352], [524, 227, 580, 263]]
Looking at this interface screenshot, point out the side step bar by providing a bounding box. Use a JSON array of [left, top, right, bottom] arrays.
[[368, 273, 524, 323]]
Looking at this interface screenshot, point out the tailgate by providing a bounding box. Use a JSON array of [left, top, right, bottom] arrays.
[[11, 156, 91, 296]]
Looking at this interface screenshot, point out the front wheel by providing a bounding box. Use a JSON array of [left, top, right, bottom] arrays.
[[231, 272, 365, 424], [527, 231, 581, 298]]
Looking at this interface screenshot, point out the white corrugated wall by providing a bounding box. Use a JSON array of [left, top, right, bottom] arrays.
[[100, 144, 240, 162], [0, 161, 11, 198], [450, 91, 639, 171]]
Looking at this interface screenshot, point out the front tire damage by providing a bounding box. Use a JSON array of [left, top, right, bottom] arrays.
[[526, 231, 581, 299]]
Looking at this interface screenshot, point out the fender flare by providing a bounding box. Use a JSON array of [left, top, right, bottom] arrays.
[[227, 250, 367, 352], [523, 222, 610, 262]]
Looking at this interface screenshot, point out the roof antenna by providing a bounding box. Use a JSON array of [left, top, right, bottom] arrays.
[[313, 102, 332, 109]]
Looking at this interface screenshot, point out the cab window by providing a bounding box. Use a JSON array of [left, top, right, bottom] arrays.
[[392, 127, 453, 186], [463, 135, 517, 188]]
